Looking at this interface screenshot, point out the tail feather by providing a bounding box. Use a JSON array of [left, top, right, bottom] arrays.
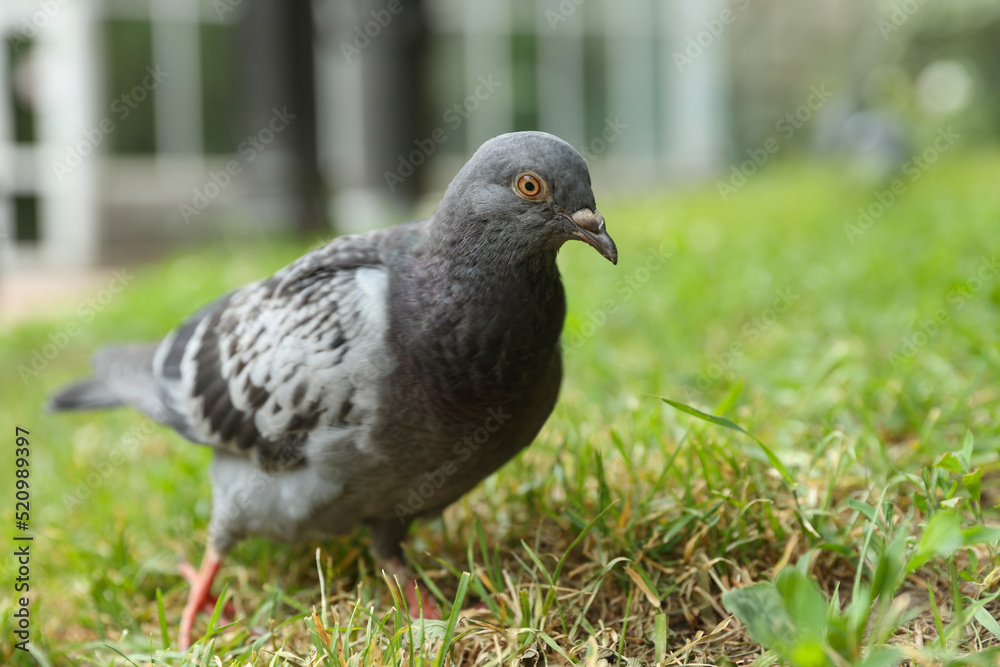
[[47, 378, 123, 411], [48, 342, 167, 421]]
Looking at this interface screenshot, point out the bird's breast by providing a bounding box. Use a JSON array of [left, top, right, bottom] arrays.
[[389, 271, 566, 425]]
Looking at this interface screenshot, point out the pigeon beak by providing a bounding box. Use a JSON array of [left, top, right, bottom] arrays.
[[568, 208, 618, 265]]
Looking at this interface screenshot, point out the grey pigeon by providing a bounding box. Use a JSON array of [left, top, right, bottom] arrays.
[[49, 131, 617, 648]]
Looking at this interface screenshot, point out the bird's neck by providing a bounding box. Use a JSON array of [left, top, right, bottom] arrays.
[[404, 236, 566, 334], [424, 218, 562, 277], [388, 239, 566, 415]]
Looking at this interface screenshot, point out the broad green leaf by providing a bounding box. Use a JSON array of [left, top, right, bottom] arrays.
[[723, 582, 796, 648], [974, 606, 1000, 641], [908, 511, 964, 571], [940, 496, 965, 509], [775, 568, 828, 642], [963, 467, 982, 504], [962, 525, 1000, 545], [934, 452, 964, 474], [847, 498, 876, 522], [659, 397, 793, 484], [786, 639, 831, 667]]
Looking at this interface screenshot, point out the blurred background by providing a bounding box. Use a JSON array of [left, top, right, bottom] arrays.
[[1, 0, 998, 282], [3, 3, 1000, 659]]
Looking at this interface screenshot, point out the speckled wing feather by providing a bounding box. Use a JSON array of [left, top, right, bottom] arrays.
[[150, 234, 392, 470]]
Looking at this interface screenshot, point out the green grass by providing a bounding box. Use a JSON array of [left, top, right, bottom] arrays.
[[2, 152, 999, 666]]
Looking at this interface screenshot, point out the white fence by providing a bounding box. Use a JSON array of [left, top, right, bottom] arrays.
[[1, 0, 728, 271], [1, 0, 102, 271], [321, 0, 727, 229]]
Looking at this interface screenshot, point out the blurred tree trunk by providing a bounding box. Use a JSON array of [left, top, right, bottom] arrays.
[[238, 0, 326, 234], [357, 0, 429, 208]]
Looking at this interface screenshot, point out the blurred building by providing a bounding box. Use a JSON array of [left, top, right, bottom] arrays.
[[2, 0, 321, 272], [3, 0, 724, 272], [318, 0, 728, 232]]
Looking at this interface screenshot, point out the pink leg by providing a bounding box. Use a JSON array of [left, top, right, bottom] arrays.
[[178, 547, 228, 649], [403, 576, 442, 620], [178, 558, 236, 619], [381, 557, 442, 620]]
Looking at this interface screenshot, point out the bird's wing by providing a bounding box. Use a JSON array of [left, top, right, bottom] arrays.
[[146, 234, 391, 469]]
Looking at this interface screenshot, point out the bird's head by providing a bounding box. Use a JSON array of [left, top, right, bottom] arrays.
[[433, 131, 617, 265]]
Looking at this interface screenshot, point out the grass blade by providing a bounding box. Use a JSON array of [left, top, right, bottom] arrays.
[[155, 587, 170, 650], [434, 571, 470, 667], [538, 631, 577, 665], [204, 582, 229, 638], [655, 613, 668, 663], [102, 645, 140, 667], [658, 396, 793, 484]]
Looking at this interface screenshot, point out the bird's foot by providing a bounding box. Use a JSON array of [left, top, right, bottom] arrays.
[[402, 581, 500, 620], [380, 557, 442, 620], [403, 577, 442, 620], [177, 559, 236, 619], [178, 547, 233, 650]]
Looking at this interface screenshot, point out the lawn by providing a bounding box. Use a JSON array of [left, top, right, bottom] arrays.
[[1, 152, 999, 666]]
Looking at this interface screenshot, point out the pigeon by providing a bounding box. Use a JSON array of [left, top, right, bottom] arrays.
[[49, 130, 617, 648]]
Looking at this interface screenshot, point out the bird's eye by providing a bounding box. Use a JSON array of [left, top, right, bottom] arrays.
[[514, 172, 549, 201]]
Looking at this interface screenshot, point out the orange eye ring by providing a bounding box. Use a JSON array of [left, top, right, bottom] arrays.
[[514, 172, 549, 200]]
